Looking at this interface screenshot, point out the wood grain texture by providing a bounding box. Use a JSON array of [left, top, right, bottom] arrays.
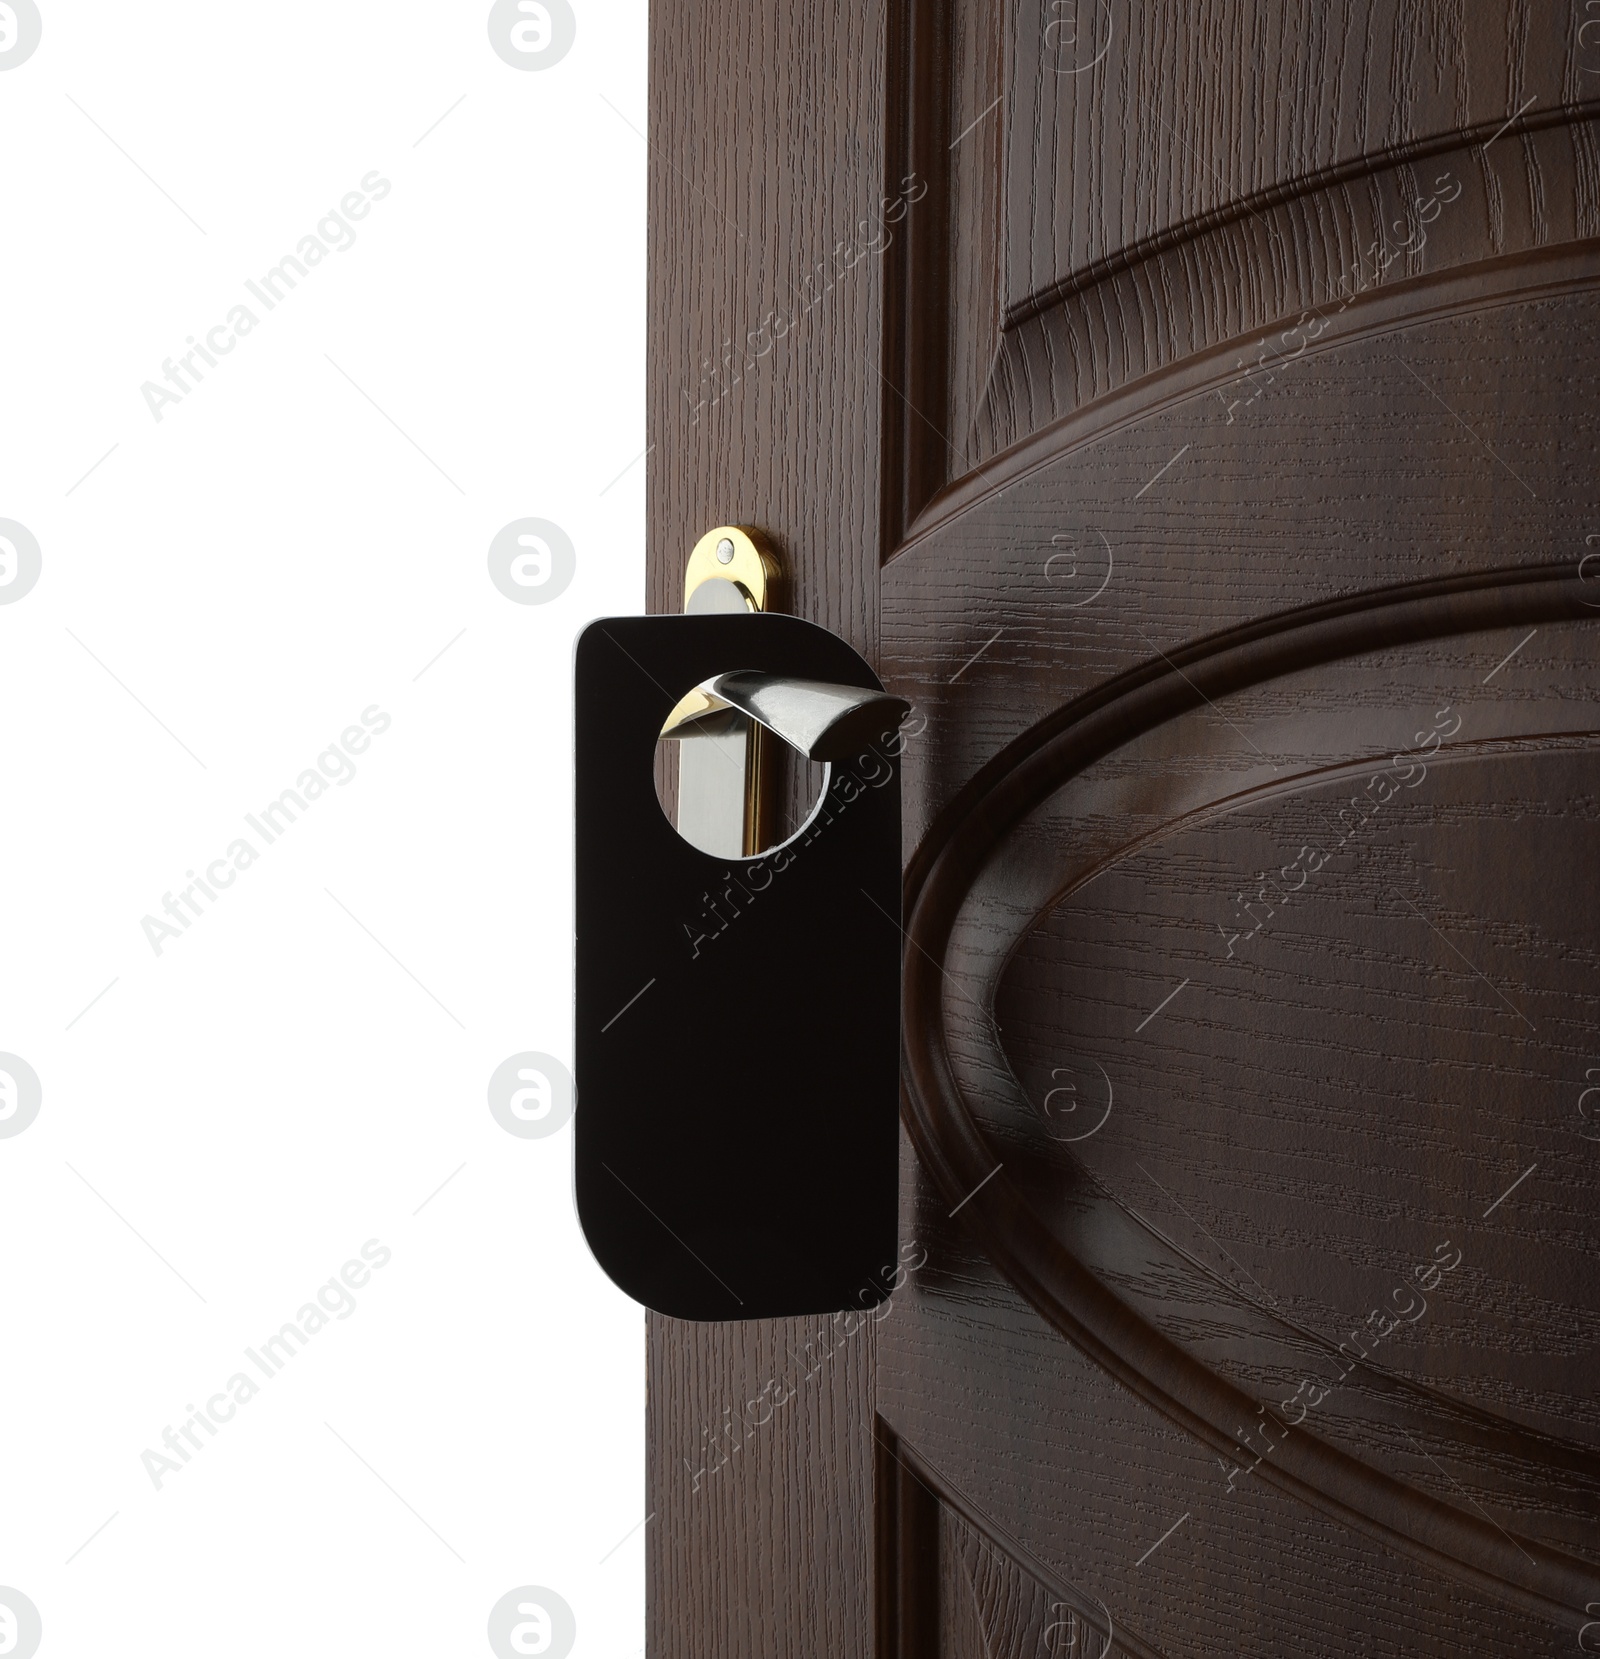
[[648, 0, 1600, 1651], [872, 0, 1600, 1645], [894, 572, 1600, 1633], [646, 1, 889, 652], [876, 1230, 1572, 1656], [882, 0, 1600, 525], [647, 1314, 877, 1657], [878, 236, 1600, 1659], [879, 1415, 1145, 1655]]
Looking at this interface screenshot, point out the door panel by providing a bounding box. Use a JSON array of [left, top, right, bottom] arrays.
[[880, 25, 1600, 1633], [886, 0, 1600, 531], [996, 727, 1600, 1456], [885, 581, 1600, 1649], [648, 0, 1600, 1652]]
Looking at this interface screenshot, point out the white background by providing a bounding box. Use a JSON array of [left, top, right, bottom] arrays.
[[0, 2, 647, 1653]]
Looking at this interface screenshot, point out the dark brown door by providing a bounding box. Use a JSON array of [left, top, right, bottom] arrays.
[[645, 3, 1600, 1654]]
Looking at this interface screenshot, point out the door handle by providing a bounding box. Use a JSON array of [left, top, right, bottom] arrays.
[[572, 527, 905, 1321], [662, 672, 909, 760], [659, 670, 908, 861]]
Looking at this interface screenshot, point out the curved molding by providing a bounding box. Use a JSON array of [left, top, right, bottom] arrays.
[[1003, 101, 1600, 333], [882, 81, 1600, 560], [900, 562, 1600, 1630], [1013, 730, 1600, 949], [969, 112, 1600, 471], [893, 241, 1600, 564]]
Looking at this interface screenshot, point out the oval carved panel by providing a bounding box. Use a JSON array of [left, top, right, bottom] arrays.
[[900, 563, 1600, 1632]]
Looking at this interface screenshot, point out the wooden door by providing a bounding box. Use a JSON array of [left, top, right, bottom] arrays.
[[644, 3, 1600, 1654]]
